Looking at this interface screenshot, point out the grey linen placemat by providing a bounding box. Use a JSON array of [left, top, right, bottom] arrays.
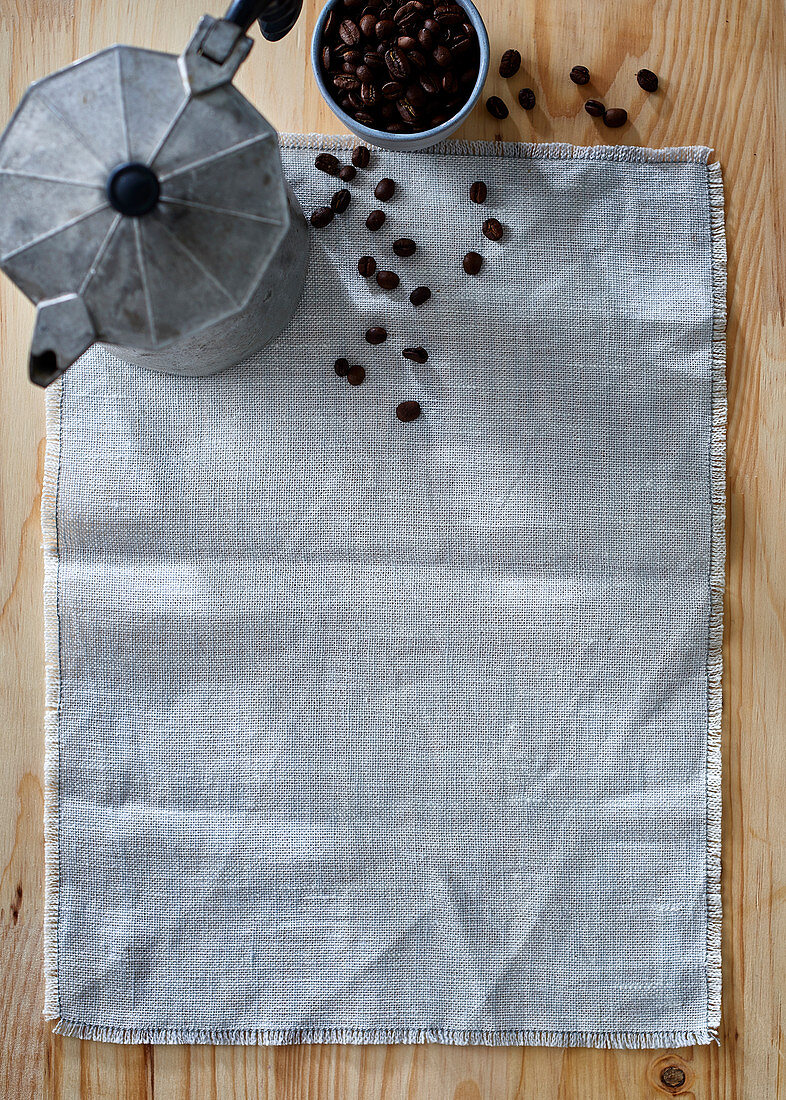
[[42, 137, 726, 1047]]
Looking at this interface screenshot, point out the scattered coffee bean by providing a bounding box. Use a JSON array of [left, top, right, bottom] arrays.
[[352, 144, 371, 168], [485, 95, 509, 119], [469, 180, 487, 203], [310, 206, 334, 227], [637, 67, 659, 92], [603, 107, 628, 127], [347, 365, 366, 385], [366, 325, 388, 344], [366, 209, 386, 230], [331, 188, 352, 213], [374, 177, 396, 201], [463, 250, 483, 274], [358, 255, 377, 276], [315, 152, 341, 176], [584, 98, 605, 117], [410, 285, 431, 306], [392, 237, 417, 256], [396, 400, 422, 421], [517, 87, 536, 110], [482, 217, 503, 241], [569, 65, 590, 85], [499, 49, 521, 78], [402, 346, 428, 362], [334, 357, 350, 376], [359, 12, 377, 36], [376, 269, 400, 289], [339, 164, 357, 181]]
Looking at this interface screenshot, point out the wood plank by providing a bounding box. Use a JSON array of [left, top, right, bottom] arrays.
[[1, 0, 784, 1096]]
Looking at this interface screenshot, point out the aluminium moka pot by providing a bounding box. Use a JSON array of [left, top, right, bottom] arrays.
[[0, 0, 309, 386]]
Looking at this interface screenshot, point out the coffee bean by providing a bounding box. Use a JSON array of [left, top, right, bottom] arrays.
[[310, 206, 334, 227], [482, 217, 503, 241], [385, 46, 410, 79], [330, 189, 351, 214], [381, 79, 403, 97], [410, 285, 431, 306], [392, 237, 417, 257], [406, 48, 428, 71], [334, 357, 350, 376], [355, 110, 376, 125], [433, 44, 452, 67], [315, 152, 341, 176], [356, 63, 373, 82], [359, 12, 377, 35], [324, 9, 336, 36], [396, 400, 422, 421], [570, 65, 590, 85], [402, 346, 428, 362], [469, 180, 487, 203], [374, 177, 396, 200], [396, 97, 419, 122], [347, 365, 366, 385], [366, 325, 388, 344], [417, 26, 434, 48], [361, 82, 378, 104], [366, 209, 386, 230], [499, 48, 521, 77], [339, 164, 357, 182], [397, 34, 417, 49], [423, 16, 440, 32], [352, 145, 371, 169], [485, 95, 509, 119], [463, 250, 482, 274], [603, 107, 628, 127], [321, 45, 332, 69], [358, 255, 377, 277], [441, 70, 458, 93], [419, 73, 440, 95], [637, 67, 659, 92], [517, 87, 536, 110], [333, 72, 360, 90], [376, 269, 400, 289], [394, 0, 425, 23], [584, 98, 605, 117], [339, 18, 361, 44], [375, 18, 395, 39], [405, 83, 426, 107]]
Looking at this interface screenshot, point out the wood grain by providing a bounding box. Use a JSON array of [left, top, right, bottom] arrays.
[[1, 0, 783, 1095]]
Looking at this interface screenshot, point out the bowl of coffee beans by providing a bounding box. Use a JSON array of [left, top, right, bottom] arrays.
[[311, 0, 489, 151]]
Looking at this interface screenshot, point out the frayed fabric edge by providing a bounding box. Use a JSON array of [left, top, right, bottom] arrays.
[[50, 1020, 717, 1048], [42, 378, 64, 1022], [279, 131, 713, 164]]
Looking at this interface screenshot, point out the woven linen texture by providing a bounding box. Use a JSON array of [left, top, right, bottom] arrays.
[[42, 138, 725, 1047]]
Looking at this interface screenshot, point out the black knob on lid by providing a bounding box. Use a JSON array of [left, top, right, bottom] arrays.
[[106, 162, 160, 216]]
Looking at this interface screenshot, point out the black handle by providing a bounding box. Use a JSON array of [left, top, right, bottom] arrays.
[[224, 0, 303, 40]]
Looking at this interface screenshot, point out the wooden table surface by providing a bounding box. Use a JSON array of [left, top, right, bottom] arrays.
[[1, 0, 783, 1097]]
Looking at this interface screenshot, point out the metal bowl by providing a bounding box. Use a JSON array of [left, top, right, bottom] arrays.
[[310, 0, 490, 152]]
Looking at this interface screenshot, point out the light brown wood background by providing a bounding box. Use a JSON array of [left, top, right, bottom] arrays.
[[1, 0, 783, 1096]]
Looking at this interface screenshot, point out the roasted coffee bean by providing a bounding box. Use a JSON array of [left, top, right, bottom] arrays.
[[410, 285, 431, 306], [433, 44, 452, 67], [392, 237, 416, 256], [356, 63, 374, 82], [363, 50, 385, 69], [402, 346, 428, 362], [324, 8, 337, 36], [355, 110, 376, 125], [339, 18, 361, 44], [333, 72, 360, 90], [375, 18, 395, 38], [434, 9, 462, 25], [321, 45, 332, 69], [359, 12, 377, 35], [396, 98, 418, 122], [331, 188, 351, 213], [352, 144, 371, 168], [366, 325, 388, 344], [347, 91, 363, 109], [450, 36, 472, 60], [340, 47, 361, 62], [570, 64, 590, 85], [430, 111, 449, 124], [366, 209, 386, 230], [396, 400, 422, 422], [394, 0, 424, 23], [339, 163, 357, 181], [315, 152, 341, 176], [584, 98, 605, 117], [310, 206, 334, 227], [499, 48, 521, 77], [419, 73, 440, 95], [347, 365, 366, 385], [485, 95, 508, 119], [407, 48, 428, 70], [334, 356, 350, 376], [340, 95, 353, 109], [442, 71, 458, 93], [361, 82, 378, 104], [382, 79, 404, 97], [418, 26, 434, 48], [405, 83, 425, 107], [517, 87, 536, 109], [385, 46, 410, 79], [386, 122, 405, 132], [637, 67, 659, 92], [358, 255, 377, 276], [374, 177, 396, 200], [469, 180, 487, 203], [463, 250, 483, 274], [482, 217, 503, 241], [397, 34, 417, 49], [376, 269, 400, 289], [603, 107, 628, 127]]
